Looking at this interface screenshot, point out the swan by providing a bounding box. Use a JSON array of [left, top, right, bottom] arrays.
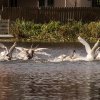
[[15, 44, 49, 60], [15, 44, 35, 60], [49, 50, 80, 62], [0, 42, 17, 60], [62, 50, 83, 61], [61, 36, 99, 62], [75, 36, 99, 61]]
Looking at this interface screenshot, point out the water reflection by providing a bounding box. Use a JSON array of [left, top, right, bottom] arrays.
[[0, 72, 24, 100]]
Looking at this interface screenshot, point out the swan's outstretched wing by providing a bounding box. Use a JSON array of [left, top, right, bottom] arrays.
[[32, 44, 39, 51], [6, 42, 16, 58], [0, 43, 8, 53], [34, 48, 48, 52], [15, 47, 28, 51], [35, 51, 51, 56], [91, 39, 99, 53], [0, 43, 6, 48], [78, 36, 91, 54], [96, 47, 100, 53], [8, 42, 16, 54]]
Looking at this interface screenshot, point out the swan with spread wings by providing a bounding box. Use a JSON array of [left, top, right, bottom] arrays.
[[15, 44, 50, 60], [0, 42, 16, 60]]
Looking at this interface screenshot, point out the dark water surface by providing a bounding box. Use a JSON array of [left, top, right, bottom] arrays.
[[0, 43, 100, 100]]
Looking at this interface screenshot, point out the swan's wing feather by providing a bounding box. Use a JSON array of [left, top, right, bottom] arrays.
[[78, 36, 91, 54], [96, 47, 100, 53], [0, 43, 8, 53], [35, 51, 51, 56], [91, 39, 99, 53], [7, 42, 17, 57], [15, 47, 28, 51], [32, 44, 39, 51], [0, 43, 6, 48], [34, 48, 48, 52]]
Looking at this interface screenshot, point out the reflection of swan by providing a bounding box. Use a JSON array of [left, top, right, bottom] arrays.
[[15, 45, 49, 60], [0, 42, 16, 60]]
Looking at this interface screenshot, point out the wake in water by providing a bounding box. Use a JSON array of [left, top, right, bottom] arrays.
[[48, 53, 81, 62]]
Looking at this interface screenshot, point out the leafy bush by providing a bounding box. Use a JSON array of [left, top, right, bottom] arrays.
[[10, 19, 41, 38], [10, 19, 100, 42], [41, 21, 61, 33]]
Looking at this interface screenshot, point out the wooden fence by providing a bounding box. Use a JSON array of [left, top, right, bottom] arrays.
[[0, 7, 100, 23]]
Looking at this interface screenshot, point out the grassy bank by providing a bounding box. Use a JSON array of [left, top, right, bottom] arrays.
[[6, 19, 100, 43]]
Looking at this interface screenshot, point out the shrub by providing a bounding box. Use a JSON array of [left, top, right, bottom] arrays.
[[10, 19, 100, 42]]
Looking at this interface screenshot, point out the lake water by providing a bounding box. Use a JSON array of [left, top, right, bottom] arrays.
[[0, 43, 100, 100]]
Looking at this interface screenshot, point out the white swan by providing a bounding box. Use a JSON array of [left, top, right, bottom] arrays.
[[61, 36, 99, 62], [49, 50, 80, 62], [62, 50, 83, 61], [15, 45, 49, 60], [0, 42, 16, 60], [15, 44, 35, 60], [75, 36, 99, 61]]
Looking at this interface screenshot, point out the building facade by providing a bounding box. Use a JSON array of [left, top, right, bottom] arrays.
[[0, 0, 100, 8]]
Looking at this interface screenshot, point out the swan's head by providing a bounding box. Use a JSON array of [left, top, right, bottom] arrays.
[[16, 49, 34, 60], [73, 50, 76, 53], [5, 54, 12, 60], [25, 49, 34, 60], [3, 55, 11, 61], [70, 50, 76, 59], [28, 49, 34, 55]]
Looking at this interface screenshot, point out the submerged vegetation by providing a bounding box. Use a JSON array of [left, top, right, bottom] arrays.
[[9, 19, 100, 42]]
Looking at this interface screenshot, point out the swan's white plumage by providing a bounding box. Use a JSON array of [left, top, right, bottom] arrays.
[[15, 45, 49, 60], [0, 42, 16, 60], [15, 47, 28, 51], [57, 36, 100, 62], [91, 39, 99, 53], [78, 36, 99, 61], [78, 36, 91, 54], [95, 47, 100, 60]]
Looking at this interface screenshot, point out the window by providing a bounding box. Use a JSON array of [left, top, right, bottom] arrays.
[[92, 0, 100, 7], [48, 0, 54, 6], [39, 0, 45, 7], [9, 0, 17, 7], [97, 0, 100, 5], [39, 0, 54, 7]]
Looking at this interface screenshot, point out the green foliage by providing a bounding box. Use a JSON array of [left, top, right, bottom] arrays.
[[10, 19, 100, 42], [41, 21, 61, 33], [10, 19, 42, 38]]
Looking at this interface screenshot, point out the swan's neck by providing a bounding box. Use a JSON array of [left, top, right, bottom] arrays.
[[27, 49, 34, 59], [86, 53, 95, 61]]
